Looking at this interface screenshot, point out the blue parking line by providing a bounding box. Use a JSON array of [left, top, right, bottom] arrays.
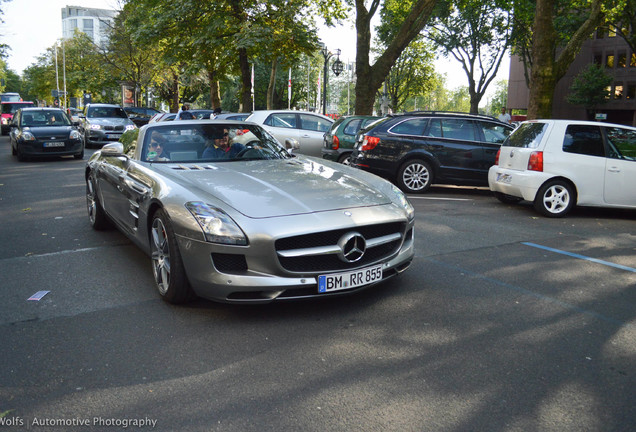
[[522, 242, 636, 273]]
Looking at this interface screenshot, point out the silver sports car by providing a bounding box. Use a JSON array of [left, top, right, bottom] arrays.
[[85, 120, 415, 304]]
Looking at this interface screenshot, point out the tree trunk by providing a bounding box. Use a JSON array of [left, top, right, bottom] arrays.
[[170, 71, 179, 113], [207, 69, 221, 109], [354, 0, 437, 115], [238, 48, 252, 113], [527, 0, 603, 119], [267, 58, 278, 110]]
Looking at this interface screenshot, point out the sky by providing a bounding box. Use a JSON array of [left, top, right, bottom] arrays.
[[1, 1, 508, 104]]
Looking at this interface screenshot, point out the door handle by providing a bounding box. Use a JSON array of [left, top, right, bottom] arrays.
[[608, 167, 621, 173]]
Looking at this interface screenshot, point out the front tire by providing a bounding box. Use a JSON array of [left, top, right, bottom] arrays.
[[86, 175, 110, 230], [150, 209, 194, 304], [397, 159, 433, 193], [533, 180, 575, 217]]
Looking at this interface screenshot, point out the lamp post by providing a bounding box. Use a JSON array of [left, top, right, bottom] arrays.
[[320, 44, 343, 115]]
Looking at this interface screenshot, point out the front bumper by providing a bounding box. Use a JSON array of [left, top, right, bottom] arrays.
[[85, 129, 125, 146], [16, 139, 83, 157], [176, 216, 415, 304]]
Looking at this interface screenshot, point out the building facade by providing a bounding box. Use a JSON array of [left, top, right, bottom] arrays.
[[507, 28, 636, 126], [61, 5, 116, 47]]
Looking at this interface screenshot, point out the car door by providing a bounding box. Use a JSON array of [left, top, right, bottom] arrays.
[[98, 156, 153, 235], [426, 118, 484, 183], [263, 113, 301, 150], [475, 120, 512, 170], [603, 125, 636, 207], [297, 113, 332, 156]]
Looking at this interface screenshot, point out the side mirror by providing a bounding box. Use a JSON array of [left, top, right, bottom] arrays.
[[101, 142, 125, 156], [285, 138, 300, 151]]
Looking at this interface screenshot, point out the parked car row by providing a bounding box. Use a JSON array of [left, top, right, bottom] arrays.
[[7, 103, 635, 219]]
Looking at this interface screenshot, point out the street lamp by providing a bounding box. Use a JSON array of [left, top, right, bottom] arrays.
[[320, 44, 343, 115]]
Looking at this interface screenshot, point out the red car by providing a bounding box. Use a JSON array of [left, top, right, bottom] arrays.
[[2, 101, 35, 134]]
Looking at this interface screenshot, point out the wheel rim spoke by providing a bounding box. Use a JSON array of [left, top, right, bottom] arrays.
[[151, 219, 171, 294], [404, 164, 429, 190]]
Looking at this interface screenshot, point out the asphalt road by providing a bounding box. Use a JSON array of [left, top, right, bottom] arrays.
[[0, 136, 634, 432]]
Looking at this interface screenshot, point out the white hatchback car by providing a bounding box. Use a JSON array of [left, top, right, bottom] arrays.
[[246, 110, 333, 157], [489, 119, 636, 217]]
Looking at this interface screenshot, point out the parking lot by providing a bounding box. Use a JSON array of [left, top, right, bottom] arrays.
[[0, 139, 634, 431]]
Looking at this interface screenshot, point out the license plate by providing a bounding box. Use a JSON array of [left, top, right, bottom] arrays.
[[43, 142, 65, 147], [496, 173, 512, 184], [318, 264, 383, 293], [106, 134, 120, 139]]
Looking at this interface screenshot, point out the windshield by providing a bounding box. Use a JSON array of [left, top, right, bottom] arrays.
[[2, 102, 34, 114], [1, 93, 21, 102], [502, 122, 548, 149], [87, 106, 128, 119], [142, 123, 292, 163], [21, 110, 71, 127]]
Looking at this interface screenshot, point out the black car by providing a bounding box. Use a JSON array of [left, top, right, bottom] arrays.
[[351, 111, 514, 193], [10, 107, 84, 161], [124, 106, 162, 127]]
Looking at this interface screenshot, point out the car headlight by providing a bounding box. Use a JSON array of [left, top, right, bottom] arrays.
[[70, 130, 81, 140], [391, 185, 415, 220], [20, 131, 36, 141], [185, 201, 247, 245], [125, 124, 136, 131], [89, 123, 102, 130]]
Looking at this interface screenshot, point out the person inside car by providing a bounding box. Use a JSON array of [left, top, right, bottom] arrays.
[[202, 128, 245, 159], [146, 132, 170, 161]]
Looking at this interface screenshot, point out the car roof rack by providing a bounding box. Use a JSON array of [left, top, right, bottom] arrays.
[[393, 110, 504, 123]]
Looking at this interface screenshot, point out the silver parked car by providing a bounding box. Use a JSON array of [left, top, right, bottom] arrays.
[[246, 110, 333, 157], [85, 120, 415, 304]]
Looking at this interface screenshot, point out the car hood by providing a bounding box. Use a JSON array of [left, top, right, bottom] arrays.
[[154, 158, 391, 218], [26, 126, 76, 138]]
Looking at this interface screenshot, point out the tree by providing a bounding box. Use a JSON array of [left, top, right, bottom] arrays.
[[483, 79, 509, 117], [513, 0, 604, 119], [566, 63, 612, 117], [353, 0, 437, 114], [426, 0, 512, 113]]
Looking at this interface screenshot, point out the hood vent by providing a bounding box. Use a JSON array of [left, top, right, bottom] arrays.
[[171, 164, 217, 171]]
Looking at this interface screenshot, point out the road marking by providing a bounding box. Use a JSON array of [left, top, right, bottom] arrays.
[[522, 242, 636, 273], [407, 196, 472, 201], [426, 257, 632, 328]]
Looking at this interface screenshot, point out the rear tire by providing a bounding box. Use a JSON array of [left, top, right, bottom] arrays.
[[533, 180, 575, 217], [150, 209, 194, 304], [338, 152, 352, 165], [397, 159, 433, 193]]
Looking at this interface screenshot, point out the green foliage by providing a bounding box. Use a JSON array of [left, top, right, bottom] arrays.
[[566, 63, 612, 109], [426, 0, 512, 112], [483, 79, 509, 116], [120, 128, 139, 155]]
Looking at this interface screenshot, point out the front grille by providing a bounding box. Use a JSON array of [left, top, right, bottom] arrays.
[[103, 125, 125, 131], [276, 222, 405, 273]]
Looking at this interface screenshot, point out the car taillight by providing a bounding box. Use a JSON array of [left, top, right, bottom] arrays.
[[527, 151, 543, 172], [332, 135, 340, 150], [360, 136, 380, 151], [494, 148, 501, 165]]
